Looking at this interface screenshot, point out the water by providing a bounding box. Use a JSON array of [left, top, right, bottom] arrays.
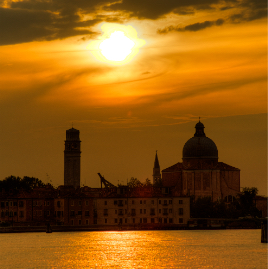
[[0, 230, 266, 269]]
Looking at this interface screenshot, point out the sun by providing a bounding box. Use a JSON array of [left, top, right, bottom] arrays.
[[88, 24, 145, 64], [99, 31, 135, 61]]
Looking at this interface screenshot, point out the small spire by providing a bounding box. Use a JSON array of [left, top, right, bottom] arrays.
[[154, 151, 160, 169]]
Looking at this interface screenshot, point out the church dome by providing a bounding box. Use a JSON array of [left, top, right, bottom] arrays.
[[182, 121, 218, 159]]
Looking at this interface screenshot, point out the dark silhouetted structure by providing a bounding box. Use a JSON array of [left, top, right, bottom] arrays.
[[64, 128, 81, 188]]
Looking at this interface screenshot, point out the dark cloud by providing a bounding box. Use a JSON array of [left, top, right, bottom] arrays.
[[157, 18, 224, 33], [105, 0, 224, 19], [0, 0, 266, 45]]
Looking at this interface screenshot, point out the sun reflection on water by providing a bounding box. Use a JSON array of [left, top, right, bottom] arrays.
[[0, 230, 266, 268]]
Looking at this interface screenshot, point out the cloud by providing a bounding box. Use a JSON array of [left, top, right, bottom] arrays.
[[157, 18, 224, 34], [0, 0, 266, 45]]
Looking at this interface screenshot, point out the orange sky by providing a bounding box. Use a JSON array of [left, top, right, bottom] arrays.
[[0, 0, 267, 195]]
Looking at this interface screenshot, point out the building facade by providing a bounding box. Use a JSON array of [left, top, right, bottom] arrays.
[[162, 121, 240, 201]]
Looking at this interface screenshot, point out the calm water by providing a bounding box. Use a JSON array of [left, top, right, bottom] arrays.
[[0, 230, 267, 269]]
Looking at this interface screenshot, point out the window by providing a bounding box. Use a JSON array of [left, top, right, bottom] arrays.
[[1, 211, 5, 217], [143, 209, 146, 214], [47, 201, 50, 206], [70, 211, 75, 216], [169, 209, 172, 213], [164, 200, 167, 205], [104, 209, 108, 216], [71, 220, 74, 225], [131, 209, 136, 216], [85, 211, 90, 216], [179, 208, 183, 215], [132, 200, 134, 205], [140, 209, 142, 214], [85, 200, 89, 206], [115, 210, 117, 214], [57, 211, 61, 217], [19, 211, 24, 217], [71, 200, 74, 206], [13, 201, 17, 207], [125, 200, 127, 205], [150, 208, 155, 215], [125, 218, 127, 223], [169, 200, 172, 204], [140, 218, 142, 223], [1, 202, 5, 208], [78, 211, 82, 215], [105, 219, 107, 224], [44, 201, 46, 206], [159, 218, 162, 223], [118, 209, 123, 216], [19, 201, 24, 207], [78, 220, 81, 225], [9, 211, 13, 217], [104, 201, 107, 205], [118, 200, 123, 206], [151, 218, 155, 223], [164, 218, 167, 224], [46, 210, 50, 216], [114, 200, 117, 205], [140, 200, 142, 204], [86, 219, 89, 225], [163, 208, 168, 215], [79, 201, 82, 206], [125, 209, 127, 214], [179, 200, 183, 204], [133, 218, 135, 223], [9, 202, 13, 207], [159, 209, 161, 213], [57, 201, 61, 208], [159, 200, 161, 204], [14, 211, 17, 216], [179, 218, 183, 224], [6, 202, 8, 207], [143, 218, 147, 223], [169, 218, 173, 224]]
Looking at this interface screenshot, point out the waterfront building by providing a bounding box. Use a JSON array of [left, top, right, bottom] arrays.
[[162, 121, 240, 201]]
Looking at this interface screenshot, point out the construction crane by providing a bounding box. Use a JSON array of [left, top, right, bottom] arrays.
[[97, 173, 116, 189]]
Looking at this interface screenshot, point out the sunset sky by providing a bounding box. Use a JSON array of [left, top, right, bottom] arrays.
[[0, 0, 267, 195]]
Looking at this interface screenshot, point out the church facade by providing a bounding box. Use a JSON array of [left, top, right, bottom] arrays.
[[161, 121, 240, 202]]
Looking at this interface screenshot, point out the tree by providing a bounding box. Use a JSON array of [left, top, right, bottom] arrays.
[[127, 177, 143, 188], [238, 187, 261, 217], [0, 175, 46, 193]]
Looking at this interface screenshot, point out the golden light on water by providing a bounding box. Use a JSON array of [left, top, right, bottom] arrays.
[[88, 23, 146, 65]]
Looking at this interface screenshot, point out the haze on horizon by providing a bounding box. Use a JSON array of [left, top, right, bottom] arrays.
[[0, 0, 267, 195]]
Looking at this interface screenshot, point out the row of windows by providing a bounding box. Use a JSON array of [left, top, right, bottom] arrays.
[[1, 211, 24, 217], [110, 199, 183, 206], [1, 201, 24, 208], [104, 208, 183, 215], [112, 218, 184, 224], [70, 219, 90, 225], [70, 210, 90, 217]]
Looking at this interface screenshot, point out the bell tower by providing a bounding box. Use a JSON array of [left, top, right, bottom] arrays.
[[64, 128, 81, 188]]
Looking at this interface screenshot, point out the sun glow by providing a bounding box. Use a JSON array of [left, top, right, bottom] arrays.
[[88, 24, 145, 64], [99, 31, 135, 61]]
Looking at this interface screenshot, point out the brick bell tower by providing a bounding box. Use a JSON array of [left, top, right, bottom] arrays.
[[64, 128, 81, 188]]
